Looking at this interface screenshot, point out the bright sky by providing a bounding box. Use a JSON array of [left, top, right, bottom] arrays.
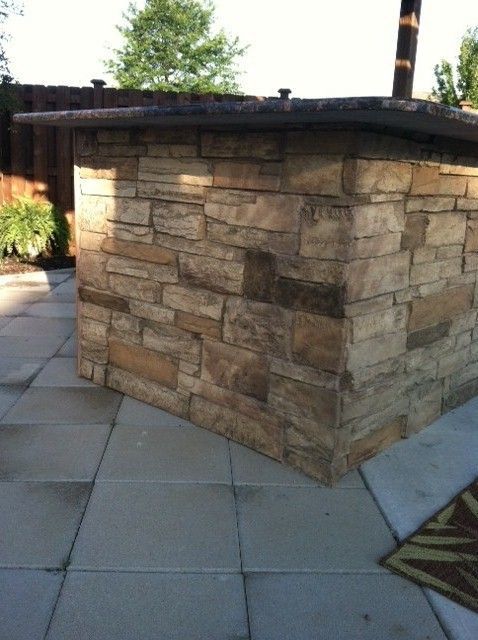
[[5, 0, 478, 98]]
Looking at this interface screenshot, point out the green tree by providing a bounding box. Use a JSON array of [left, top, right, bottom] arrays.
[[433, 27, 478, 107], [105, 0, 247, 93], [0, 0, 22, 112]]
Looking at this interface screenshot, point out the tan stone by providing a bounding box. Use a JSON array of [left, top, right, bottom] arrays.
[[270, 358, 340, 391], [154, 232, 240, 262], [77, 250, 108, 290], [80, 302, 111, 324], [407, 381, 443, 434], [138, 157, 212, 186], [111, 311, 142, 334], [347, 333, 407, 370], [465, 218, 478, 252], [201, 340, 268, 400], [207, 189, 257, 206], [102, 237, 175, 265], [223, 297, 292, 357], [80, 339, 109, 365], [351, 234, 402, 259], [129, 301, 175, 324], [80, 157, 137, 180], [457, 198, 478, 211], [207, 222, 298, 255], [412, 246, 437, 264], [402, 214, 427, 250], [201, 131, 282, 160], [438, 348, 469, 378], [163, 284, 224, 320], [176, 311, 221, 339], [97, 130, 130, 144], [406, 197, 456, 212], [106, 256, 178, 283], [344, 294, 393, 318], [436, 244, 463, 259], [467, 177, 478, 198], [344, 159, 412, 194], [98, 144, 146, 157], [410, 258, 461, 286], [78, 287, 129, 313], [77, 196, 107, 233], [80, 179, 136, 197], [410, 166, 467, 196], [104, 198, 151, 225], [346, 357, 404, 392], [81, 318, 108, 345], [282, 155, 343, 196], [348, 419, 404, 466], [107, 222, 154, 244], [347, 252, 410, 302], [143, 324, 201, 363], [425, 212, 466, 247], [138, 181, 206, 204], [441, 157, 478, 176], [107, 365, 189, 417], [152, 201, 205, 240], [148, 144, 198, 158], [342, 380, 406, 422], [292, 312, 347, 374], [179, 254, 243, 295], [79, 359, 93, 380], [351, 306, 407, 343], [79, 231, 105, 252], [276, 256, 345, 285], [109, 339, 178, 389], [213, 161, 281, 191], [189, 395, 282, 459], [353, 201, 405, 237], [299, 205, 353, 260], [268, 374, 338, 427], [139, 128, 199, 145], [179, 360, 200, 376], [408, 285, 474, 331], [205, 193, 301, 233], [109, 274, 160, 303]]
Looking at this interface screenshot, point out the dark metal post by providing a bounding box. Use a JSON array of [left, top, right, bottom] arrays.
[[392, 0, 422, 98]]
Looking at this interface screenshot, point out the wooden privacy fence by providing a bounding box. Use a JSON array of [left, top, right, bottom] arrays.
[[0, 81, 258, 247]]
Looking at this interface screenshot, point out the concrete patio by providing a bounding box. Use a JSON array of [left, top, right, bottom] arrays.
[[0, 269, 476, 639]]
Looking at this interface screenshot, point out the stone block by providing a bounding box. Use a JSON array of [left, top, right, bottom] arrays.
[[109, 339, 178, 389], [143, 324, 201, 364], [406, 197, 456, 212], [98, 144, 146, 157], [137, 181, 206, 204], [97, 130, 130, 144], [77, 196, 108, 233], [351, 305, 407, 343], [353, 201, 405, 237], [80, 339, 109, 365], [348, 419, 404, 466], [274, 278, 346, 317], [407, 322, 450, 350], [107, 365, 189, 417], [282, 155, 343, 195], [77, 250, 108, 290], [402, 214, 428, 249], [176, 312, 221, 339], [410, 166, 467, 196], [270, 358, 340, 391], [408, 285, 474, 331], [107, 222, 154, 244], [109, 274, 160, 303], [347, 333, 407, 370], [138, 157, 212, 186], [465, 218, 478, 252], [205, 193, 301, 233], [276, 256, 345, 285], [147, 143, 198, 158], [153, 201, 205, 240], [179, 254, 244, 295], [347, 252, 410, 302], [457, 197, 478, 211], [407, 381, 443, 434], [213, 161, 281, 191], [154, 232, 239, 261], [201, 340, 268, 401], [438, 347, 469, 378], [80, 179, 136, 197], [344, 294, 393, 318], [292, 312, 347, 373], [80, 157, 138, 180], [104, 198, 151, 225], [81, 318, 108, 345], [410, 257, 461, 286], [79, 231, 105, 252], [351, 233, 402, 259], [102, 237, 175, 265], [106, 255, 178, 283], [201, 131, 282, 160], [207, 222, 298, 255], [243, 250, 276, 303], [163, 284, 224, 320], [425, 212, 466, 246], [223, 297, 292, 357], [78, 286, 129, 313], [80, 301, 111, 324], [299, 205, 353, 260], [343, 159, 412, 194], [129, 301, 175, 324], [268, 374, 338, 427], [467, 177, 478, 198], [111, 311, 142, 335], [139, 127, 199, 145]]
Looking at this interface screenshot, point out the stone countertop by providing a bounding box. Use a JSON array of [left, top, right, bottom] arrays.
[[12, 96, 478, 143]]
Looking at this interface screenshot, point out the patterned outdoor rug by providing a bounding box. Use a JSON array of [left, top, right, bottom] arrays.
[[381, 478, 478, 613]]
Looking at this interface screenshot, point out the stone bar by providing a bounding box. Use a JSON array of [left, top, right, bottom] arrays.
[[14, 98, 478, 484]]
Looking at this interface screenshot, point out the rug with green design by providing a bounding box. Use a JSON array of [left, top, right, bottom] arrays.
[[381, 479, 478, 613]]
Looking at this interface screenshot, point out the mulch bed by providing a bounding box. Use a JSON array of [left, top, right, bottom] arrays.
[[0, 256, 75, 275]]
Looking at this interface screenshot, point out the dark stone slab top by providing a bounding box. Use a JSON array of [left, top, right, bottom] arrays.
[[13, 97, 478, 143]]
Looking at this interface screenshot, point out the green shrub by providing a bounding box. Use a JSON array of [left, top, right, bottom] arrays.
[[0, 197, 70, 260]]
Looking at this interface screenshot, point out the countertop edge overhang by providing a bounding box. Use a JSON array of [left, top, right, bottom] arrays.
[[12, 96, 478, 144]]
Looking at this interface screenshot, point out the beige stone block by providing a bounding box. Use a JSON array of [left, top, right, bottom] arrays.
[[80, 301, 111, 324], [163, 284, 224, 320], [467, 177, 478, 198], [102, 237, 175, 265], [347, 252, 410, 302], [109, 339, 178, 389], [408, 285, 474, 331], [106, 256, 178, 283], [411, 166, 467, 196], [97, 130, 129, 144], [438, 348, 469, 378], [441, 157, 478, 176], [77, 196, 108, 233], [436, 245, 463, 260], [402, 214, 427, 250], [424, 212, 466, 247], [148, 144, 198, 158], [201, 339, 268, 401], [342, 380, 406, 423], [80, 179, 136, 197], [109, 274, 160, 303], [143, 324, 201, 364], [201, 131, 282, 160], [80, 157, 138, 180], [224, 297, 292, 357], [79, 358, 93, 380], [154, 232, 240, 262], [457, 198, 478, 211], [346, 357, 405, 392], [79, 231, 105, 252], [78, 287, 129, 314], [347, 333, 407, 370], [450, 310, 477, 334], [407, 381, 443, 434], [292, 312, 347, 374], [179, 254, 243, 295], [465, 218, 478, 252], [268, 374, 339, 427], [299, 205, 353, 260], [207, 222, 298, 255], [213, 161, 281, 191], [344, 294, 393, 318], [138, 157, 212, 186], [190, 395, 282, 460], [175, 312, 221, 339], [282, 155, 343, 196], [406, 197, 456, 212], [137, 181, 206, 204], [206, 188, 256, 206], [107, 365, 189, 417], [129, 301, 175, 324], [344, 159, 412, 194], [152, 201, 205, 240], [104, 198, 151, 226], [464, 253, 478, 272], [353, 201, 405, 237], [77, 250, 108, 290], [412, 246, 437, 264], [351, 305, 407, 343], [276, 256, 345, 286], [139, 128, 199, 145], [107, 222, 154, 244], [205, 193, 301, 233], [98, 144, 146, 157], [81, 318, 108, 345], [80, 339, 109, 365], [111, 311, 142, 334], [178, 360, 201, 376], [351, 233, 402, 259], [270, 358, 340, 391], [348, 419, 404, 466], [456, 331, 472, 350]]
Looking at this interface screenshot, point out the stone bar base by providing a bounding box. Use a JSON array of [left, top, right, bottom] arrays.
[[75, 125, 478, 485]]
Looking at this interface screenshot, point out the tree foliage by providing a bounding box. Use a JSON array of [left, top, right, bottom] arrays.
[[433, 27, 478, 107], [105, 0, 247, 93], [0, 0, 22, 112]]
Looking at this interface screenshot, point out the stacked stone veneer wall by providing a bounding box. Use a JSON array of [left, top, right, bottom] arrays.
[[75, 125, 478, 484]]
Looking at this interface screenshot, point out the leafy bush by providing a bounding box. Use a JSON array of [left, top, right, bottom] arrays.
[[0, 197, 70, 260]]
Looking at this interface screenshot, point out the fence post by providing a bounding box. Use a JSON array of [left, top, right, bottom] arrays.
[[91, 79, 106, 108]]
